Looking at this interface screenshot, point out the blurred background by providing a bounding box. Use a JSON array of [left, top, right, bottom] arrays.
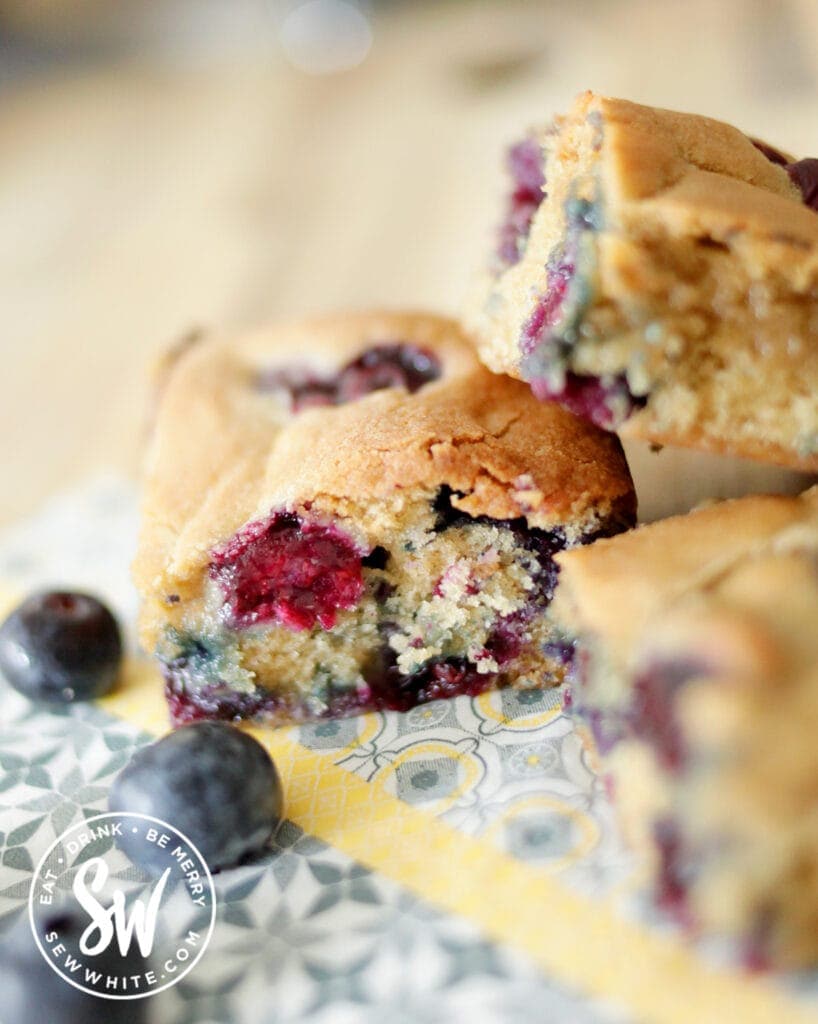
[[2, 0, 818, 526]]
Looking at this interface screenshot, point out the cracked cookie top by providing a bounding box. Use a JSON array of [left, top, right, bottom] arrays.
[[135, 312, 635, 598], [552, 485, 818, 668]]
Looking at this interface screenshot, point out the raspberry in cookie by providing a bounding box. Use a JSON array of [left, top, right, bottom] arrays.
[[134, 313, 635, 727], [466, 92, 818, 471], [551, 486, 818, 967]]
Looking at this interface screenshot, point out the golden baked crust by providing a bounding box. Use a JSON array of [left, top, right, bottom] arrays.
[[466, 92, 818, 472], [134, 311, 635, 725], [136, 312, 633, 609], [552, 487, 818, 665], [552, 485, 818, 965]]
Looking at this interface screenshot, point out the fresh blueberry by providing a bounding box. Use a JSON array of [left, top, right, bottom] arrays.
[[0, 909, 147, 1023], [109, 722, 283, 871], [0, 591, 122, 703]]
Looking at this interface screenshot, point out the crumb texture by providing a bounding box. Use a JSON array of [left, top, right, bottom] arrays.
[[466, 92, 818, 471], [135, 311, 635, 725], [553, 485, 818, 965]]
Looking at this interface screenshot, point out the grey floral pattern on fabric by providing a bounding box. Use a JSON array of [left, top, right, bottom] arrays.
[[0, 478, 633, 1023]]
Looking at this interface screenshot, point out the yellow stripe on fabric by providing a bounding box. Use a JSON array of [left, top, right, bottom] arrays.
[[97, 660, 818, 1024]]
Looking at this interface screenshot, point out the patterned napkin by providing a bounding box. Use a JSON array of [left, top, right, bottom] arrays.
[[0, 477, 816, 1024]]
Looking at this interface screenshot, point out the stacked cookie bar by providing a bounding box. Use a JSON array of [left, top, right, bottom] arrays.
[[461, 92, 818, 966], [466, 92, 818, 470], [552, 488, 818, 967]]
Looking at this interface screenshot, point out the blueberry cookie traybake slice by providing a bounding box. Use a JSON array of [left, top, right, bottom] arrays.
[[134, 313, 635, 726], [466, 91, 818, 471], [551, 486, 818, 967]]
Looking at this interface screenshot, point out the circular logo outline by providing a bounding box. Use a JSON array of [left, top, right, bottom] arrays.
[[28, 811, 217, 1001]]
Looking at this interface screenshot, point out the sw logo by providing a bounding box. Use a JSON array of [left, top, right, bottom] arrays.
[[29, 812, 216, 1000], [74, 857, 170, 958]]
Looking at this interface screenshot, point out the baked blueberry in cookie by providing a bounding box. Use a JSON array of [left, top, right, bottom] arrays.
[[134, 313, 635, 727], [551, 486, 818, 967], [496, 137, 547, 268], [258, 343, 441, 411], [466, 92, 818, 471]]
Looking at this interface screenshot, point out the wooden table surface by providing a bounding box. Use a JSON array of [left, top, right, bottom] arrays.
[[2, 0, 818, 527]]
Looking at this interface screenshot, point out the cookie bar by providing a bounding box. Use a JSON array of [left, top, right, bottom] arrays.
[[134, 312, 635, 727], [551, 486, 818, 966], [466, 92, 818, 471]]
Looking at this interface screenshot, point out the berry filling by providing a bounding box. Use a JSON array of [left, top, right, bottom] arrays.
[[628, 657, 712, 772], [165, 648, 496, 725], [517, 197, 646, 430], [572, 657, 702, 770], [741, 908, 775, 973], [363, 650, 495, 714], [751, 138, 818, 213], [497, 136, 546, 267], [258, 343, 441, 412], [259, 367, 337, 411], [519, 258, 576, 359], [166, 678, 277, 725], [209, 511, 366, 631], [166, 491, 633, 725], [530, 371, 643, 431], [785, 158, 818, 212], [579, 705, 627, 756], [653, 817, 695, 929], [479, 613, 526, 667], [336, 345, 440, 401], [432, 485, 566, 603], [627, 659, 703, 773], [542, 638, 576, 668], [161, 636, 276, 724]]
